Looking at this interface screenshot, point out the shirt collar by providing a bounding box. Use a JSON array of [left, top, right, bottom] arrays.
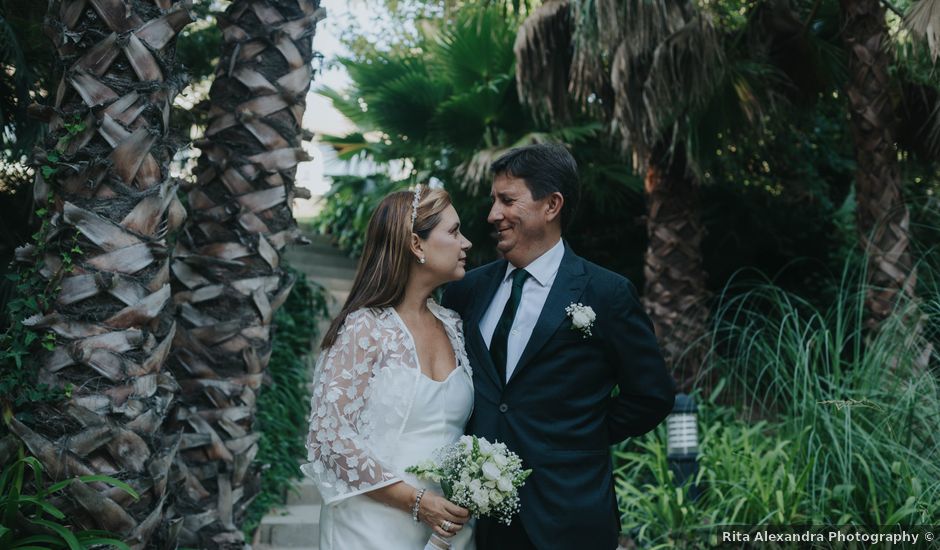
[[503, 238, 565, 287]]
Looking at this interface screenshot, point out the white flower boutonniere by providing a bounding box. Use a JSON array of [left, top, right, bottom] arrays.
[[565, 303, 596, 338]]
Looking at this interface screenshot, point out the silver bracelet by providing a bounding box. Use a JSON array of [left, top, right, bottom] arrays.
[[411, 488, 427, 523]]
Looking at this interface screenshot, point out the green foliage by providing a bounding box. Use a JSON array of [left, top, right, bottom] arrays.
[[242, 264, 331, 537], [0, 198, 73, 410], [177, 22, 222, 84], [699, 96, 860, 303], [615, 262, 940, 546], [318, 4, 641, 267], [314, 174, 407, 258], [0, 0, 51, 161], [0, 450, 138, 549]]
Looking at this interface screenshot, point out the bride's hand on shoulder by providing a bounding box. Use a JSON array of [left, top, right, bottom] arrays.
[[419, 492, 470, 539]]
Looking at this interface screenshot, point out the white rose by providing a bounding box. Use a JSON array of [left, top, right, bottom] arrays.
[[497, 476, 513, 492], [572, 310, 591, 328], [472, 488, 489, 508], [492, 453, 508, 467], [481, 461, 501, 480]]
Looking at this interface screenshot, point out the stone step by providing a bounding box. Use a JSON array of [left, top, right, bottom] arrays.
[[296, 274, 354, 293], [284, 247, 358, 268], [288, 237, 348, 258], [286, 478, 323, 506], [328, 291, 349, 310], [257, 504, 321, 547], [286, 261, 358, 282]]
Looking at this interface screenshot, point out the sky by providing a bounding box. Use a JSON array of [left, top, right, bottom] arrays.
[[293, 1, 370, 218]]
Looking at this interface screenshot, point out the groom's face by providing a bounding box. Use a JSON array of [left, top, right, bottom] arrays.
[[488, 174, 552, 267]]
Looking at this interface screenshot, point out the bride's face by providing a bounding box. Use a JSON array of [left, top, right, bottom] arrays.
[[419, 205, 472, 283]]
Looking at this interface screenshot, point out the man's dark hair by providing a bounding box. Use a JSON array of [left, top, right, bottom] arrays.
[[490, 142, 580, 230]]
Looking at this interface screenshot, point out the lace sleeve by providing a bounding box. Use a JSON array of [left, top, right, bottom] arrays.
[[301, 309, 401, 504]]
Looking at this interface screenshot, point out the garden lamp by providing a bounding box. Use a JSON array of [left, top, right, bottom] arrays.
[[666, 393, 699, 499]]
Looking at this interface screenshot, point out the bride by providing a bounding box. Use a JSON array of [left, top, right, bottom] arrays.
[[302, 185, 475, 549]]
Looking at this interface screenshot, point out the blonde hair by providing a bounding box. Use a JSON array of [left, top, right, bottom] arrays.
[[320, 186, 451, 349]]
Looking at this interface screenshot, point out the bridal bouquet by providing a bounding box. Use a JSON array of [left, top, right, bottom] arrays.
[[407, 435, 532, 542]]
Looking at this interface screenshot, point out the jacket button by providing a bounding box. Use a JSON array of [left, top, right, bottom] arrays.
[[499, 403, 508, 413]]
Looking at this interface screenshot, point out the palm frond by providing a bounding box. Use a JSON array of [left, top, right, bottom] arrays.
[[927, 99, 940, 155], [316, 86, 376, 131], [514, 0, 574, 123], [318, 132, 388, 161], [432, 7, 516, 91], [569, 0, 613, 114], [432, 75, 514, 147], [904, 0, 940, 61], [371, 69, 449, 141], [618, 0, 690, 56], [685, 58, 789, 175], [340, 52, 447, 143], [455, 123, 601, 192], [611, 7, 726, 165]]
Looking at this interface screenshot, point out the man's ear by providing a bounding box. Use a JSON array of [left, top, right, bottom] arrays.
[[544, 191, 564, 223]]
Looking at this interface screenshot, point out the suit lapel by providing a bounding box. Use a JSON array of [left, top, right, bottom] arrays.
[[508, 245, 587, 385], [466, 260, 508, 389]]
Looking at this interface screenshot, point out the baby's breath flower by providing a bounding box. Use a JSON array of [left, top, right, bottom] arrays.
[[406, 435, 532, 525]]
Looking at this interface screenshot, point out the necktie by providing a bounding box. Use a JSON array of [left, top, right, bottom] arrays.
[[490, 268, 530, 384]]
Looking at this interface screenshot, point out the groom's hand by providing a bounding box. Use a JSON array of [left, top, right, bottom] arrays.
[[419, 492, 470, 539]]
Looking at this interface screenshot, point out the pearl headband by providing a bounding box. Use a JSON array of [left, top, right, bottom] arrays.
[[411, 184, 422, 229]]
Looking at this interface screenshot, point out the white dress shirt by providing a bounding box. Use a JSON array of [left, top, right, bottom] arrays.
[[480, 239, 565, 382]]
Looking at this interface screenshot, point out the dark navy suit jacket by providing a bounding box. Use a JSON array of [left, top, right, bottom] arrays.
[[442, 243, 675, 550]]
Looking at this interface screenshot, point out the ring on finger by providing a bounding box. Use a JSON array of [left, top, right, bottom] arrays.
[[441, 520, 453, 532]]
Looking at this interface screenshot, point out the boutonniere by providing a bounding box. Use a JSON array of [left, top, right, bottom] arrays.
[[565, 303, 596, 338]]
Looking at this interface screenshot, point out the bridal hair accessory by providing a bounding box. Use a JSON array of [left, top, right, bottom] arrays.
[[565, 303, 596, 338], [411, 185, 423, 228]]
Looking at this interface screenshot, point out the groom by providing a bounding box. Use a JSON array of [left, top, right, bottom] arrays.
[[442, 143, 675, 550]]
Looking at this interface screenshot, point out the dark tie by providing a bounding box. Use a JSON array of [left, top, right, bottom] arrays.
[[490, 268, 530, 384]]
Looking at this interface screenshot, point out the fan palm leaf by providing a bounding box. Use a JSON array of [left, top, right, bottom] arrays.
[[904, 0, 940, 61], [432, 6, 517, 90]]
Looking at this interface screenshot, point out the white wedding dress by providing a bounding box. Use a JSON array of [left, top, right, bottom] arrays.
[[301, 301, 476, 549]]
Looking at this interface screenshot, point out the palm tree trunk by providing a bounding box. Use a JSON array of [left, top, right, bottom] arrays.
[[642, 144, 709, 393], [840, 0, 916, 327], [168, 0, 324, 546], [10, 0, 192, 547]]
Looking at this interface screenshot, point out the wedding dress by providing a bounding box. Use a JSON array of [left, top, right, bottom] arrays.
[[301, 300, 475, 549]]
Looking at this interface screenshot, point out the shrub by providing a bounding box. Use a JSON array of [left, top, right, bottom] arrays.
[[615, 263, 940, 547], [0, 447, 137, 549]]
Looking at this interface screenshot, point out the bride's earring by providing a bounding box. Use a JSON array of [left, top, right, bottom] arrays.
[[418, 257, 426, 264]]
